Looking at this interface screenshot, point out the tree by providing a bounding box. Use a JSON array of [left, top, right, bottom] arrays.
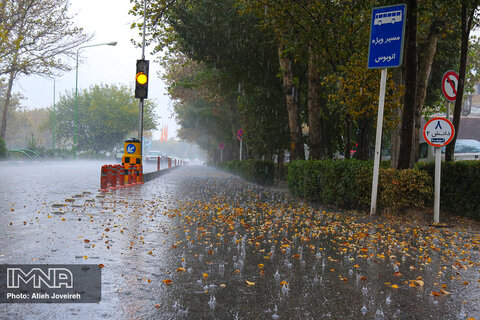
[[328, 52, 403, 160], [50, 84, 157, 153], [7, 108, 50, 150], [0, 0, 91, 141], [397, 0, 418, 169], [446, 1, 479, 162], [131, 0, 290, 161]]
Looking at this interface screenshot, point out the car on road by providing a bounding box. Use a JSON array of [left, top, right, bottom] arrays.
[[114, 148, 124, 161], [419, 139, 480, 162], [145, 150, 165, 162]]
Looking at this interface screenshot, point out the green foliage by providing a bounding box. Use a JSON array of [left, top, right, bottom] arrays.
[[288, 160, 433, 212], [287, 159, 372, 208], [51, 84, 157, 153], [26, 134, 45, 155], [417, 161, 480, 220], [0, 136, 6, 158], [130, 0, 477, 166], [219, 159, 275, 186]]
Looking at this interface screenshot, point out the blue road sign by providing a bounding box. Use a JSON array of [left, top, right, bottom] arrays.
[[368, 4, 406, 69], [126, 144, 136, 154]]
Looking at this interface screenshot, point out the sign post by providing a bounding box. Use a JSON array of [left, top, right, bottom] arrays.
[[423, 117, 455, 223], [237, 129, 244, 161], [368, 3, 406, 215], [218, 143, 224, 162], [441, 70, 459, 121]]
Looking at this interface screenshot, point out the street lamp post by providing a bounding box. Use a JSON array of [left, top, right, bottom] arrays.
[[73, 41, 117, 158], [51, 78, 55, 152]]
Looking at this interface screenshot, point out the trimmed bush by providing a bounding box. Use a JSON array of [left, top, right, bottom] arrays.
[[0, 137, 6, 158], [287, 160, 433, 212], [417, 161, 480, 220], [378, 169, 432, 211], [218, 159, 275, 186]]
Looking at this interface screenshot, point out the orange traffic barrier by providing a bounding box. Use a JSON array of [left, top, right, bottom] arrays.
[[108, 165, 118, 190], [131, 164, 138, 185], [99, 165, 109, 191], [137, 164, 144, 184], [116, 165, 126, 188], [168, 157, 172, 168]]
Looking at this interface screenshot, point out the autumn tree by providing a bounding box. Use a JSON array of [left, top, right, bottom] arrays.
[[0, 0, 91, 141], [328, 52, 403, 160]]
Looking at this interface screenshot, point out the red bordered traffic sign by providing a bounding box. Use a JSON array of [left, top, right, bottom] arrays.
[[237, 129, 243, 141], [218, 143, 224, 150], [423, 117, 455, 147], [441, 71, 459, 102]]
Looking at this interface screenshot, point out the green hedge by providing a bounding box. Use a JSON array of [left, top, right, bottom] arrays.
[[287, 160, 433, 212], [416, 161, 480, 220], [218, 159, 275, 186], [0, 137, 6, 158]]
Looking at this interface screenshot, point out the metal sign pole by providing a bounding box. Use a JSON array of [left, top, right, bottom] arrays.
[[370, 68, 387, 216], [434, 146, 441, 223], [446, 102, 450, 121], [423, 117, 454, 224], [240, 140, 243, 161], [221, 148, 223, 162]]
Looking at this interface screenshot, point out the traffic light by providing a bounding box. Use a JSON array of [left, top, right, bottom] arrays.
[[135, 59, 149, 99]]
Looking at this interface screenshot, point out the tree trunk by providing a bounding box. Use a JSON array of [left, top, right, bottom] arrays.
[[412, 15, 445, 164], [344, 116, 351, 160], [397, 0, 417, 169], [1, 69, 15, 140], [354, 117, 371, 161], [278, 43, 305, 161], [390, 67, 404, 168], [446, 2, 477, 161], [307, 46, 323, 160]]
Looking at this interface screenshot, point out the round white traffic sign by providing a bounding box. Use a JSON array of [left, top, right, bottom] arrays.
[[441, 70, 459, 102], [423, 117, 455, 147]]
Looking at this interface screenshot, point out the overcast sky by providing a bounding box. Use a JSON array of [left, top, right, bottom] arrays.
[[15, 0, 176, 140]]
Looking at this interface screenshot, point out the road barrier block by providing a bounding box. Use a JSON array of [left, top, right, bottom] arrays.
[[108, 165, 118, 190], [137, 164, 144, 184], [99, 165, 109, 192]]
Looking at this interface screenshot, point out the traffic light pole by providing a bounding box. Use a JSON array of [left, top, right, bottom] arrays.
[[138, 98, 144, 151], [138, 0, 147, 155]]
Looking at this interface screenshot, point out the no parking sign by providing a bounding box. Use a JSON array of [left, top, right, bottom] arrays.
[[441, 71, 459, 102]]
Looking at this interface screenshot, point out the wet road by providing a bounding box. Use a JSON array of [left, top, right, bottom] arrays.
[[1, 161, 479, 319]]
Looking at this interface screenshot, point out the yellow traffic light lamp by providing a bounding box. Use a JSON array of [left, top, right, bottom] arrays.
[[136, 72, 147, 85], [135, 59, 149, 99]]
